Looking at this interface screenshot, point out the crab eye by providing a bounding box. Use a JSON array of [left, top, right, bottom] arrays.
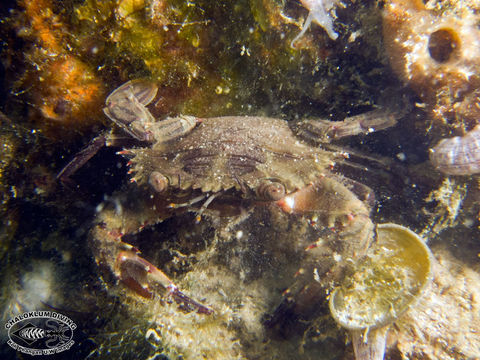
[[149, 171, 169, 193], [256, 180, 286, 201]]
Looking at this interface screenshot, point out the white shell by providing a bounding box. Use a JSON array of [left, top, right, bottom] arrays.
[[430, 125, 480, 175]]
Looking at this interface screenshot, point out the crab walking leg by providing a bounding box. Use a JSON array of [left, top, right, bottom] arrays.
[[295, 108, 398, 143], [56, 134, 107, 184], [103, 80, 158, 142], [103, 79, 199, 144]]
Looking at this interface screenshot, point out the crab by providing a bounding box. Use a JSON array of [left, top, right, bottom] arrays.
[[60, 80, 405, 357]]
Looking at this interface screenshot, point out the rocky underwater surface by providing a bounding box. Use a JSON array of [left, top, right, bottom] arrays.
[[0, 0, 479, 359]]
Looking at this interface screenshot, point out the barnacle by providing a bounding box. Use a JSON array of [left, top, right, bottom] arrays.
[[382, 0, 480, 174], [430, 125, 480, 175], [383, 0, 480, 127]]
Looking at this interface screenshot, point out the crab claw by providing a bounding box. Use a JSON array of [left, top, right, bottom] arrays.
[[116, 251, 213, 314], [275, 176, 371, 232]]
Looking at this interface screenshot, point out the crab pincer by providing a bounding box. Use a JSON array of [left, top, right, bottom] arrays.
[[116, 251, 213, 314]]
